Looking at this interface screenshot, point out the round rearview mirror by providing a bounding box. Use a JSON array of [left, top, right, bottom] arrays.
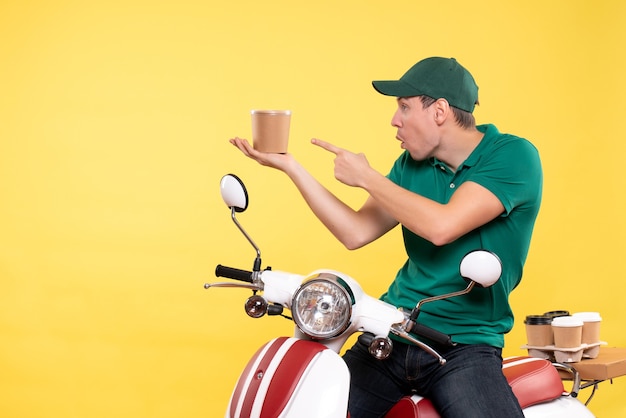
[[459, 250, 502, 288], [220, 174, 248, 212]]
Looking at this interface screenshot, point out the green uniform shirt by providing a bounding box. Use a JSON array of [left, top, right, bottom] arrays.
[[381, 124, 543, 348]]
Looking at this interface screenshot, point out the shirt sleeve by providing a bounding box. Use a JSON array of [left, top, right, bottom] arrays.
[[467, 135, 543, 216], [386, 151, 410, 185]]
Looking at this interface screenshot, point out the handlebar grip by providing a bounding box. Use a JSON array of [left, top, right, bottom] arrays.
[[411, 323, 455, 347], [215, 265, 254, 283]]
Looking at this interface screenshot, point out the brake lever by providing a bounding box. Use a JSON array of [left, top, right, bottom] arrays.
[[390, 324, 447, 365], [204, 282, 263, 291]]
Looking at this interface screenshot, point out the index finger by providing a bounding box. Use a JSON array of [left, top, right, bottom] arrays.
[[311, 138, 343, 155]]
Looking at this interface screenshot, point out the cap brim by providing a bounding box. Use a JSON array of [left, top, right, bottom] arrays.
[[372, 80, 421, 97]]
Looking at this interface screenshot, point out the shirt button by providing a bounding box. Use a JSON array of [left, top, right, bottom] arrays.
[[450, 183, 455, 189]]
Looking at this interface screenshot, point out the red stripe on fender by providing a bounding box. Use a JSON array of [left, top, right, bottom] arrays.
[[230, 337, 289, 418], [260, 339, 327, 418]]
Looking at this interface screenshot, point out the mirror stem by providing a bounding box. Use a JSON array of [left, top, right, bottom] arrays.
[[408, 281, 476, 323], [230, 208, 262, 271], [253, 256, 262, 272]]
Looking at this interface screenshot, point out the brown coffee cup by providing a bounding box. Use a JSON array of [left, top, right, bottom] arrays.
[[572, 312, 602, 344], [551, 316, 583, 348], [251, 110, 291, 153], [524, 315, 553, 346]]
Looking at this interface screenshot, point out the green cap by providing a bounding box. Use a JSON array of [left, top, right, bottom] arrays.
[[372, 57, 479, 113]]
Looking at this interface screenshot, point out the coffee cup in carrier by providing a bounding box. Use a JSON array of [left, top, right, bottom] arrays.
[[551, 316, 584, 348], [251, 109, 291, 153], [572, 312, 602, 344], [524, 315, 553, 347]]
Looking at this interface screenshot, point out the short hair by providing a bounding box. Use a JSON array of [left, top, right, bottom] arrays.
[[419, 96, 476, 129]]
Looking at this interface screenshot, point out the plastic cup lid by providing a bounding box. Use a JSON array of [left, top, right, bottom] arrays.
[[551, 316, 584, 327], [524, 315, 551, 325], [543, 310, 570, 318], [250, 110, 292, 115], [572, 312, 602, 322]]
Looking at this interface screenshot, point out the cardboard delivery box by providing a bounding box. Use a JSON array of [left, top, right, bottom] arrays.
[[567, 347, 626, 381]]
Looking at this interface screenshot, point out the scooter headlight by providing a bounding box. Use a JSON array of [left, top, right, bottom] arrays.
[[292, 273, 353, 339]]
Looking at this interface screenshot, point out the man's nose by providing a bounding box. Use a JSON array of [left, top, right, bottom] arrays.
[[391, 112, 401, 127]]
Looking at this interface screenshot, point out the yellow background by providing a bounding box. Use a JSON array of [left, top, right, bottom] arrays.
[[1, 0, 625, 416]]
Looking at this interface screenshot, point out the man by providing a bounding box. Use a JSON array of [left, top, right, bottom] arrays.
[[230, 57, 542, 418]]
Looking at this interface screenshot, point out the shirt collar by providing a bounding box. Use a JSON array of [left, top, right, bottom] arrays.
[[430, 124, 498, 171]]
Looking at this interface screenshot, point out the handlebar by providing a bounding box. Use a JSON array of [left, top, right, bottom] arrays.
[[215, 264, 254, 283], [410, 323, 456, 347]]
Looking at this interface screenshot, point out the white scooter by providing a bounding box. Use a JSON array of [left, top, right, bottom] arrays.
[[205, 173, 596, 418]]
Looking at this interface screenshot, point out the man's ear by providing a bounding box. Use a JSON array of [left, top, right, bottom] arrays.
[[433, 98, 450, 125]]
